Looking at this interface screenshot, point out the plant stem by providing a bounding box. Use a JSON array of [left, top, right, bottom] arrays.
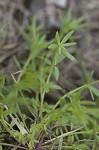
[[53, 80, 99, 109], [0, 143, 27, 150], [39, 52, 56, 118], [42, 127, 83, 145], [17, 55, 32, 82]]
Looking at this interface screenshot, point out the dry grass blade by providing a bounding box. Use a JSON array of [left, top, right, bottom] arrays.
[[43, 127, 83, 145]]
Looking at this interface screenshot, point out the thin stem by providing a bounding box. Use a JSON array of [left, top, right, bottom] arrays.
[[39, 52, 56, 118], [0, 143, 27, 150], [16, 103, 29, 132], [43, 145, 73, 149], [53, 84, 86, 109], [53, 80, 99, 109], [12, 72, 29, 132], [42, 127, 83, 145], [17, 55, 32, 82]]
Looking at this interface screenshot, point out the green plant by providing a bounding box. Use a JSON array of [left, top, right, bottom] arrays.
[[0, 17, 99, 150], [59, 8, 85, 39]]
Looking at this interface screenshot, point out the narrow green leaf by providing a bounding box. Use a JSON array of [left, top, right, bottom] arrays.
[[3, 108, 17, 115], [71, 17, 85, 29], [63, 42, 76, 47], [48, 83, 62, 90], [54, 66, 60, 81], [48, 43, 57, 49], [90, 86, 99, 97], [66, 8, 72, 22], [13, 56, 21, 70], [77, 144, 89, 149], [87, 71, 94, 83], [55, 31, 60, 45], [55, 54, 65, 64], [61, 31, 74, 44], [89, 87, 94, 100], [44, 82, 60, 93], [62, 47, 76, 61], [81, 101, 96, 106]]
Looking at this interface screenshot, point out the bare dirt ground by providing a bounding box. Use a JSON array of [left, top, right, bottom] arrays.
[[0, 0, 99, 99]]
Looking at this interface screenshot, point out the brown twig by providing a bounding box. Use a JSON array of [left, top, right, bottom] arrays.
[[0, 142, 27, 149]]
